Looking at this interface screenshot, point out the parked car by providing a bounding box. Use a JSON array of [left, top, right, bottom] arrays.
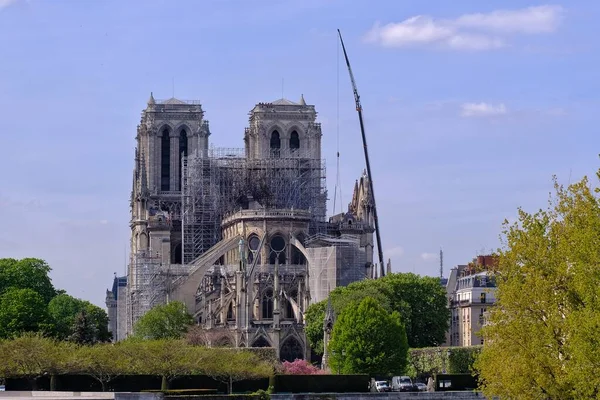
[[375, 381, 391, 392], [391, 376, 415, 392], [414, 382, 427, 392]]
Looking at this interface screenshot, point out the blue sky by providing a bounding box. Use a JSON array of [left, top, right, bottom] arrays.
[[1, 0, 599, 307]]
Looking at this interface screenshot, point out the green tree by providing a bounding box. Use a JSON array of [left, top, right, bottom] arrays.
[[0, 288, 51, 338], [69, 309, 98, 345], [49, 294, 111, 342], [383, 273, 449, 348], [475, 171, 600, 399], [0, 333, 73, 390], [0, 258, 56, 303], [75, 343, 131, 392], [134, 301, 193, 340], [126, 339, 199, 390], [304, 300, 327, 355], [203, 349, 274, 394], [329, 296, 408, 376], [304, 272, 449, 355]]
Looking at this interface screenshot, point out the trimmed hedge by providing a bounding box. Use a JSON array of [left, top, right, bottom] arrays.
[[272, 374, 369, 393], [5, 375, 269, 393]]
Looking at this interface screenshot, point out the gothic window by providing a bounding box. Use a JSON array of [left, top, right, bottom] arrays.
[[262, 288, 274, 319], [227, 302, 234, 320], [292, 233, 306, 265], [179, 128, 188, 190], [160, 128, 171, 191], [280, 337, 304, 362], [173, 243, 182, 264], [289, 130, 300, 153], [247, 234, 261, 265], [269, 235, 286, 265], [270, 130, 280, 158]]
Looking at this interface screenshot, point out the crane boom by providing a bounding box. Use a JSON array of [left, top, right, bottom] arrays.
[[337, 29, 385, 278]]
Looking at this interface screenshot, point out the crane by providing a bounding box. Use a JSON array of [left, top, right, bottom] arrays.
[[337, 29, 385, 278]]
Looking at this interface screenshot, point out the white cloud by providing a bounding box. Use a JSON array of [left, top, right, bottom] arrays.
[[455, 6, 564, 34], [461, 102, 508, 117], [363, 5, 564, 51], [386, 246, 405, 258], [0, 0, 19, 10], [421, 252, 437, 261]]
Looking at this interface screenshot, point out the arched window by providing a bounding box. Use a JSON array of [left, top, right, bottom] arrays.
[[179, 128, 188, 190], [280, 337, 304, 362], [247, 234, 261, 265], [289, 131, 300, 152], [262, 289, 274, 319], [161, 128, 171, 191], [269, 235, 286, 265], [227, 302, 234, 320], [173, 243, 182, 264], [270, 130, 281, 158]]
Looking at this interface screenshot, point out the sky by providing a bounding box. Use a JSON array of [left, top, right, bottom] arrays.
[[1, 0, 599, 308]]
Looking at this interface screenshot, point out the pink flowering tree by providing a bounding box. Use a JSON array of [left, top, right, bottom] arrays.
[[280, 359, 327, 375]]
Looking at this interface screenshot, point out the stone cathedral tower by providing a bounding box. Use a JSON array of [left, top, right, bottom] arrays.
[[130, 94, 210, 263]]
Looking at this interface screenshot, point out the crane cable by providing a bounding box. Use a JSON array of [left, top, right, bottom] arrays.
[[333, 34, 342, 215]]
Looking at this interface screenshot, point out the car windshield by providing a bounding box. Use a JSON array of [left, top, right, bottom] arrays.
[[400, 379, 411, 383]]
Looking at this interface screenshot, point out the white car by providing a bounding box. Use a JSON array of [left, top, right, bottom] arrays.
[[375, 381, 391, 392]]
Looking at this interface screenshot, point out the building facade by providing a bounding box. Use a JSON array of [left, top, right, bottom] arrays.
[[106, 95, 375, 359], [445, 255, 497, 347]]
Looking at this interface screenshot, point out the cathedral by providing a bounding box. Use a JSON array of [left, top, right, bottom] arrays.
[[106, 94, 377, 360]]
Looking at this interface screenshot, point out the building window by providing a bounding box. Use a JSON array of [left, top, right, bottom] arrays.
[[270, 130, 281, 158], [179, 128, 188, 190], [262, 289, 274, 319], [161, 128, 170, 191], [480, 292, 486, 304], [289, 131, 300, 152], [269, 234, 286, 264]]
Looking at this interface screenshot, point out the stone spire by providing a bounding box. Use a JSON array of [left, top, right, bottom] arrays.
[[148, 92, 155, 105], [386, 258, 392, 275], [299, 94, 306, 106]]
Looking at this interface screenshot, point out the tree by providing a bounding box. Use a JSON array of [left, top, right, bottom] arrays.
[[382, 273, 449, 348], [203, 349, 274, 394], [475, 171, 600, 399], [127, 339, 200, 390], [0, 288, 51, 339], [304, 272, 449, 355], [75, 343, 131, 392], [48, 294, 111, 342], [0, 333, 73, 390], [328, 297, 408, 376], [0, 258, 56, 303], [69, 309, 98, 345], [303, 300, 327, 355], [134, 301, 193, 340]]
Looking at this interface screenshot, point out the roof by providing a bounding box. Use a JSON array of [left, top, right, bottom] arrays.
[[162, 97, 188, 105], [271, 98, 300, 106]]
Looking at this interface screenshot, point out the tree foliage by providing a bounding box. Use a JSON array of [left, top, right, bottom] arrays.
[[0, 258, 56, 303], [203, 349, 274, 394], [475, 171, 600, 399], [305, 272, 449, 355], [134, 301, 193, 340], [74, 343, 132, 392], [328, 297, 408, 376], [0, 333, 74, 389], [0, 288, 51, 338], [48, 294, 111, 342]]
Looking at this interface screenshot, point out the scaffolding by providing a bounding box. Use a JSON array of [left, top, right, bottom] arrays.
[[305, 234, 369, 303], [181, 147, 327, 265]]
